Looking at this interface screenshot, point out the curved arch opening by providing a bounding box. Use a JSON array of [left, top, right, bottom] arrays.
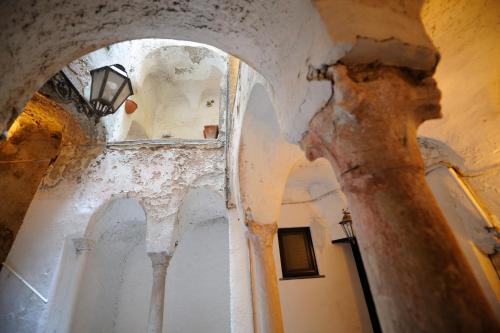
[[0, 37, 241, 268], [39, 198, 151, 333], [166, 188, 230, 333], [238, 82, 302, 223], [71, 198, 150, 333]]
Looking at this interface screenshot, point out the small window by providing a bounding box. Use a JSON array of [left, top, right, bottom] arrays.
[[278, 227, 319, 278]]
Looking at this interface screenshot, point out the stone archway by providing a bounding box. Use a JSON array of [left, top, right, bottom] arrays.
[[2, 1, 498, 332]]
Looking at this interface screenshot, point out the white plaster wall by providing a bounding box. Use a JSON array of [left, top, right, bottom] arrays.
[[0, 143, 225, 331], [226, 61, 256, 333], [418, 136, 500, 319], [115, 241, 152, 332], [273, 203, 372, 333], [0, 265, 47, 333], [268, 157, 372, 333], [137, 45, 227, 140], [237, 71, 303, 224], [42, 237, 89, 333], [163, 189, 230, 332], [226, 63, 328, 333], [176, 188, 227, 239], [165, 217, 230, 333], [283, 157, 347, 241], [227, 207, 254, 333]]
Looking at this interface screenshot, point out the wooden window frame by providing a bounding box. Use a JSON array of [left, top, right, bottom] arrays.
[[278, 227, 320, 278]]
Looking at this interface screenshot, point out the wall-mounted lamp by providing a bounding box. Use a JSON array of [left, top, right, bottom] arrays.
[[339, 208, 355, 242], [89, 64, 133, 117]]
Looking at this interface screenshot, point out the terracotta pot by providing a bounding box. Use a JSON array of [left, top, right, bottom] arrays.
[[203, 125, 219, 139], [125, 100, 138, 114]]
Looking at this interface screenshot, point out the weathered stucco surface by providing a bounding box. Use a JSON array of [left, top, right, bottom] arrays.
[[313, 0, 438, 70], [0, 140, 225, 331], [420, 0, 500, 226]]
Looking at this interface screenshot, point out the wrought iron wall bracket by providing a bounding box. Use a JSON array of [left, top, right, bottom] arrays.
[[40, 71, 96, 120]]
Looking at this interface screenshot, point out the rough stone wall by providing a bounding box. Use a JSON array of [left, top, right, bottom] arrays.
[[420, 0, 500, 226], [38, 141, 225, 251], [0, 97, 61, 263], [0, 93, 101, 265]]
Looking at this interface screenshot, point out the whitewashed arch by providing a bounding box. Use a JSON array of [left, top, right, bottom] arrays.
[[0, 0, 436, 141], [174, 186, 227, 245], [238, 82, 303, 224], [44, 196, 150, 333]]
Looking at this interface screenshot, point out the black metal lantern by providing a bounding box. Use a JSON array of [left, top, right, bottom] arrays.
[[89, 64, 133, 117], [339, 208, 355, 242]]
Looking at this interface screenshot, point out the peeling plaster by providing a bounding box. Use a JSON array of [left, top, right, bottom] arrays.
[[6, 141, 224, 306]]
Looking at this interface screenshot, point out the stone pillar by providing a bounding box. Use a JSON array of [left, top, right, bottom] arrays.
[[246, 220, 284, 333], [147, 252, 171, 333], [301, 64, 499, 332]]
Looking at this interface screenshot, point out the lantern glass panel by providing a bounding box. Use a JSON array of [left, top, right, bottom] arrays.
[[113, 82, 133, 110], [101, 70, 125, 104], [90, 69, 105, 101], [340, 220, 354, 240]]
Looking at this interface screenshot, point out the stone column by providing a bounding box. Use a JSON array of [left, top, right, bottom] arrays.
[[301, 64, 499, 332], [147, 252, 171, 333], [246, 220, 284, 333]]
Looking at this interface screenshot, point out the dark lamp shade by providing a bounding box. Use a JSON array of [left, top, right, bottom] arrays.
[[89, 64, 133, 116]]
